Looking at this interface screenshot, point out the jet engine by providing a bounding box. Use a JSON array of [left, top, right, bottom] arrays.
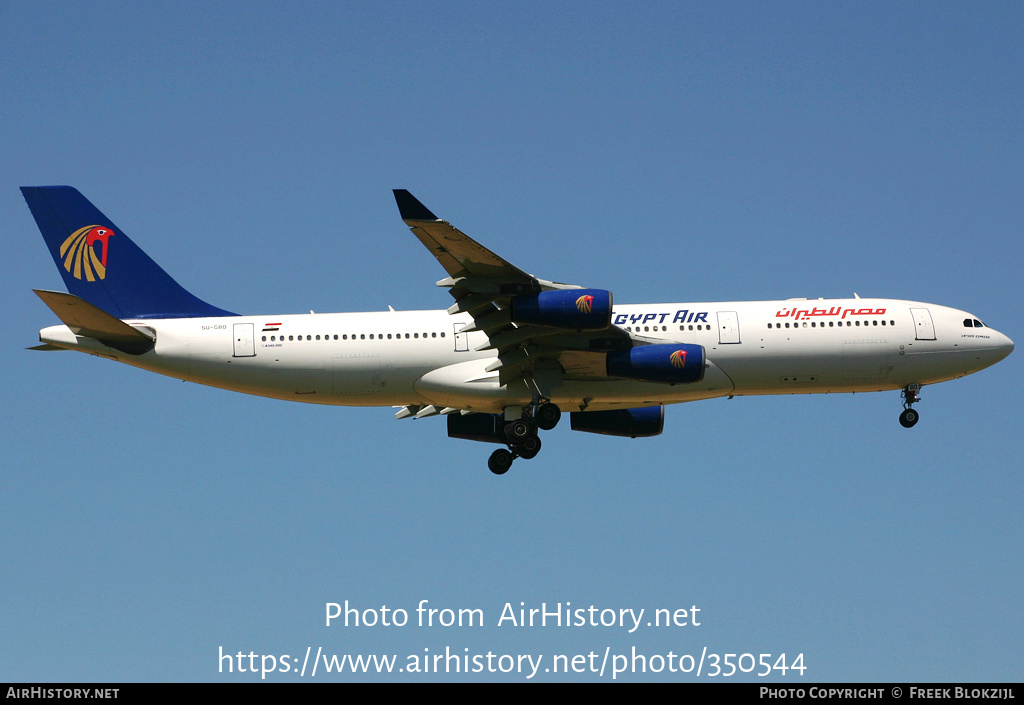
[[447, 413, 507, 444], [570, 406, 664, 438], [606, 343, 705, 384], [511, 289, 613, 330]]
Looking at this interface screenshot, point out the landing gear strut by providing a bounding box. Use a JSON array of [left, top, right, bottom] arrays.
[[487, 401, 560, 474], [899, 384, 921, 428]]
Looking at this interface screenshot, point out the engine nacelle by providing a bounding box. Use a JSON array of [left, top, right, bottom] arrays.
[[447, 413, 506, 445], [570, 406, 664, 438], [606, 343, 705, 384], [511, 289, 613, 331]]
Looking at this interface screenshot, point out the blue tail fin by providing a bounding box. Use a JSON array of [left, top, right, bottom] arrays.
[[22, 186, 236, 319]]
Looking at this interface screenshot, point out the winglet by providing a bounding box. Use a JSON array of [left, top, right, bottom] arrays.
[[393, 190, 440, 221]]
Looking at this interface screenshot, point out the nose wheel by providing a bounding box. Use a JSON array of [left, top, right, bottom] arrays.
[[899, 408, 919, 428], [899, 385, 921, 428]]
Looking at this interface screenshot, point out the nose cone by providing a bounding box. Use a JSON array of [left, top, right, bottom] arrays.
[[974, 327, 1015, 371], [993, 329, 1015, 363]]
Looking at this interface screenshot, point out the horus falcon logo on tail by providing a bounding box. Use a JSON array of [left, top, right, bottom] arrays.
[[59, 225, 114, 281]]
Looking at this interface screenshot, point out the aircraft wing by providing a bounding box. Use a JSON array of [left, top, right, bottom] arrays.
[[393, 191, 633, 393], [393, 190, 537, 285]]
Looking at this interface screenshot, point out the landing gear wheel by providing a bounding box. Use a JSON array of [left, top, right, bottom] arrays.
[[488, 448, 514, 475], [899, 408, 919, 428], [535, 403, 561, 431], [504, 419, 533, 443], [517, 435, 542, 460]]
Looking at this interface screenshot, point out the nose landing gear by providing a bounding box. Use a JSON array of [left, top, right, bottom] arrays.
[[899, 384, 921, 428], [487, 402, 560, 474]]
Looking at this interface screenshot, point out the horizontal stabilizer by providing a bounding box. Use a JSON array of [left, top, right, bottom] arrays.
[[27, 344, 66, 351], [34, 289, 155, 355]]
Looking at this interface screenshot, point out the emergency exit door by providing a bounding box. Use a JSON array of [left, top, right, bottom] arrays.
[[717, 311, 741, 344], [911, 308, 936, 341], [233, 323, 255, 357]]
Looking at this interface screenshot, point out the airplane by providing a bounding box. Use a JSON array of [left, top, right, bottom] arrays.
[[23, 186, 1014, 475]]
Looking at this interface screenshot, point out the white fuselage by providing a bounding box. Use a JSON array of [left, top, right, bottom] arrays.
[[39, 297, 1014, 414]]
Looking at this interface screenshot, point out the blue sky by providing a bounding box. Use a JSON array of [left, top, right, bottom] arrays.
[[2, 1, 1021, 682]]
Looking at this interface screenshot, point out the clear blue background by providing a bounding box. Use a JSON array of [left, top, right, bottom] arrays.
[[2, 1, 1021, 682]]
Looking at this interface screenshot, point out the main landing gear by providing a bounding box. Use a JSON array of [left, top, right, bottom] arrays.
[[487, 402, 561, 475], [899, 384, 921, 428]]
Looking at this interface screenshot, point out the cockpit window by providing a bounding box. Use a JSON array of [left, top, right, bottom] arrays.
[[974, 319, 985, 328], [964, 319, 973, 327]]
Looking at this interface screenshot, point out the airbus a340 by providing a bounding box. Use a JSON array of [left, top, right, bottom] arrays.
[[24, 187, 1013, 474]]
